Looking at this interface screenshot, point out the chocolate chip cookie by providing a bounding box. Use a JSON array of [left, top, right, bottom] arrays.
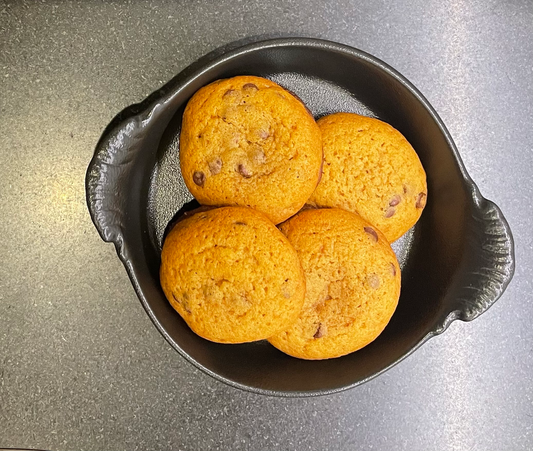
[[269, 208, 401, 360], [308, 113, 427, 241], [160, 206, 306, 343], [180, 76, 323, 224]]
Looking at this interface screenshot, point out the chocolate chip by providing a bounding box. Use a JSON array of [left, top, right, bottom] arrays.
[[389, 194, 401, 207], [390, 263, 397, 277], [416, 192, 427, 209], [193, 171, 206, 186], [235, 221, 247, 226], [384, 206, 396, 218], [233, 292, 251, 307], [251, 148, 266, 164], [172, 293, 191, 313], [223, 89, 237, 99], [242, 83, 258, 91], [168, 206, 214, 230], [208, 157, 223, 175], [228, 133, 240, 148], [364, 226, 378, 242], [183, 206, 213, 220], [368, 274, 380, 289], [237, 164, 252, 178], [403, 184, 409, 194], [313, 323, 327, 338]]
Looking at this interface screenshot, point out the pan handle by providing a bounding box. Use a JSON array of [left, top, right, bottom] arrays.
[[437, 195, 515, 330], [85, 112, 147, 247]]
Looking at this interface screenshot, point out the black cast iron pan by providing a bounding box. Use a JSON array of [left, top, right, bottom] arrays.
[[86, 37, 515, 396]]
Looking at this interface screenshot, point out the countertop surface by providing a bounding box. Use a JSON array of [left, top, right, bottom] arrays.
[[1, 1, 532, 450]]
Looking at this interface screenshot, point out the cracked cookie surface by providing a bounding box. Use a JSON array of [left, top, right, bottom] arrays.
[[180, 76, 322, 224], [269, 208, 401, 360], [308, 113, 427, 241], [160, 206, 306, 343]]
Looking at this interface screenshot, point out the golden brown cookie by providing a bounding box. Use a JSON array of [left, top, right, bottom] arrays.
[[269, 208, 400, 360], [180, 76, 323, 224], [160, 206, 306, 343], [308, 113, 427, 241]]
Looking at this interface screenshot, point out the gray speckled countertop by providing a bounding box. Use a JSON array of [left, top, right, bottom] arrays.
[[1, 1, 532, 450]]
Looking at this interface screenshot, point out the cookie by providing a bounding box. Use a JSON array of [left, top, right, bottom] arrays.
[[160, 206, 306, 343], [308, 113, 427, 241], [180, 76, 323, 224], [269, 208, 401, 360]]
